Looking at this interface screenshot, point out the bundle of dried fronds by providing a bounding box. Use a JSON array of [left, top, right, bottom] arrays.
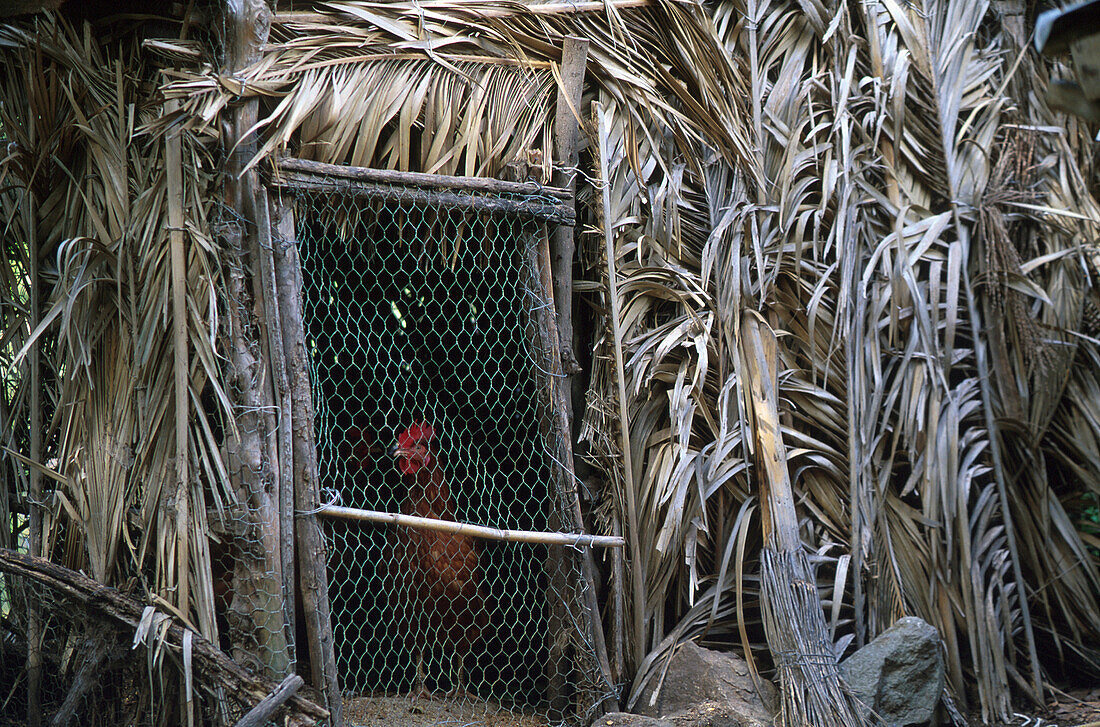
[[573, 1, 1100, 724], [157, 0, 756, 182], [0, 11, 241, 720], [741, 311, 873, 726]]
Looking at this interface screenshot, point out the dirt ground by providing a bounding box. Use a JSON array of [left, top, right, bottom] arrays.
[[975, 688, 1100, 727], [343, 687, 1100, 727], [343, 694, 551, 727]]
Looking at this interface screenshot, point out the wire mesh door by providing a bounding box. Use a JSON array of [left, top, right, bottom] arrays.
[[296, 186, 592, 722]]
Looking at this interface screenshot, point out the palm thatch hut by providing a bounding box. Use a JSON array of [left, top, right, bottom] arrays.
[[2, 0, 1099, 726]]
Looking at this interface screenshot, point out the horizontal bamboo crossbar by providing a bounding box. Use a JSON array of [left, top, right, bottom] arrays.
[[314, 504, 624, 548]]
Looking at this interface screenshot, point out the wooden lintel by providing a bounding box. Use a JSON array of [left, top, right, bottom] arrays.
[[276, 157, 572, 200], [274, 0, 665, 25], [270, 172, 575, 226]]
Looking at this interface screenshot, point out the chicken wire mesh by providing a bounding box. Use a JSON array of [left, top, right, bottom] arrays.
[[294, 181, 609, 723], [0, 577, 146, 727], [0, 573, 257, 727]]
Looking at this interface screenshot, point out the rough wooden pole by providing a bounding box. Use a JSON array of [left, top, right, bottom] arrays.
[[277, 157, 572, 198], [531, 226, 617, 718], [221, 0, 291, 679], [551, 36, 588, 379], [233, 673, 304, 727], [256, 181, 297, 664], [272, 173, 573, 225], [271, 190, 344, 727], [545, 47, 589, 701], [0, 548, 329, 727]]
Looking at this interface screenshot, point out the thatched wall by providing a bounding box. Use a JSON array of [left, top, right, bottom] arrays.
[[3, 0, 1100, 725]]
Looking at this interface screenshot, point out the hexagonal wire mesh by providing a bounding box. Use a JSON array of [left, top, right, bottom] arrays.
[[0, 573, 259, 727], [0, 578, 144, 727], [294, 182, 606, 723]]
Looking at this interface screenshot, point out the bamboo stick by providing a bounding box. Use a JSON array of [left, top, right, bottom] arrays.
[[166, 98, 194, 727], [277, 157, 571, 199], [26, 116, 42, 727], [315, 504, 625, 547], [597, 101, 647, 671], [166, 99, 191, 635], [271, 172, 574, 226]]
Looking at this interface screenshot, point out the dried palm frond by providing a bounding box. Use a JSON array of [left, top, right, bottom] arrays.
[[4, 1, 1100, 724], [0, 13, 229, 644], [579, 0, 1100, 722]]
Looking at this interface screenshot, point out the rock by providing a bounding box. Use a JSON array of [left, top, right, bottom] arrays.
[[591, 713, 672, 727], [634, 642, 778, 727], [840, 616, 945, 727]]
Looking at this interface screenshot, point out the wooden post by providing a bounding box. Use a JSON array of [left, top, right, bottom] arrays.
[[271, 190, 344, 727], [255, 182, 298, 663], [530, 227, 617, 718], [543, 37, 597, 718], [221, 0, 291, 679], [551, 36, 588, 379]]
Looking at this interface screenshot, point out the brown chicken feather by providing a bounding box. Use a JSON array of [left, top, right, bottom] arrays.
[[388, 421, 487, 698]]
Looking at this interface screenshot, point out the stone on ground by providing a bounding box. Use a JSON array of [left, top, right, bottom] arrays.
[[840, 616, 944, 727], [614, 641, 777, 727]]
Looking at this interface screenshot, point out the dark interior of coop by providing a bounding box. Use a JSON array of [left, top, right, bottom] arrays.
[[296, 194, 564, 708]]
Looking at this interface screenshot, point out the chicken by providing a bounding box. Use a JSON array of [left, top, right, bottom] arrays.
[[387, 421, 487, 699]]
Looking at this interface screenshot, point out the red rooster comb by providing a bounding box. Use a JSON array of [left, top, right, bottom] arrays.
[[397, 421, 435, 449]]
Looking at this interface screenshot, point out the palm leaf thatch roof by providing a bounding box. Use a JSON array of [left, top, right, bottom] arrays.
[[3, 0, 1100, 724]]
